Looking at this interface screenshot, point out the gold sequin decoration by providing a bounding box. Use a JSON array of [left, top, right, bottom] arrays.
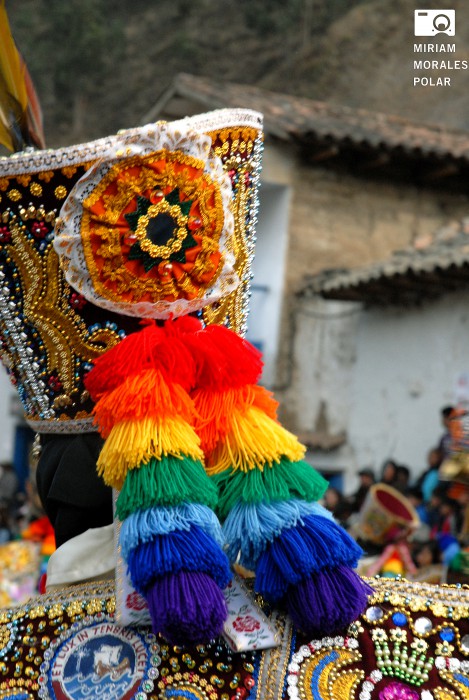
[[0, 178, 9, 192], [61, 166, 78, 178], [433, 688, 461, 700], [38, 171, 54, 182], [255, 613, 293, 700], [54, 185, 68, 199], [203, 160, 251, 334], [300, 647, 363, 700], [209, 127, 257, 160], [366, 578, 469, 621], [439, 668, 469, 699], [7, 223, 120, 395], [78, 151, 226, 305], [0, 626, 11, 653], [7, 189, 21, 202], [16, 175, 31, 187], [85, 598, 103, 615], [29, 183, 43, 196]]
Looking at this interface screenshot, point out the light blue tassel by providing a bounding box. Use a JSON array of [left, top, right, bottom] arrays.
[[120, 503, 224, 559], [223, 500, 334, 570]]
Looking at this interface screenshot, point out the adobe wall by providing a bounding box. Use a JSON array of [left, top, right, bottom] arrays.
[[260, 142, 469, 434]]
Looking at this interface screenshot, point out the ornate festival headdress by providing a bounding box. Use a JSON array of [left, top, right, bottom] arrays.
[[0, 108, 371, 645]]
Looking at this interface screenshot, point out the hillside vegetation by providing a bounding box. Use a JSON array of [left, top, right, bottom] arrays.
[[7, 0, 469, 147]]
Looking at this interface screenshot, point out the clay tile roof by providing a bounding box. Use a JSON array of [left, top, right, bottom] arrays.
[[300, 219, 469, 305], [153, 73, 469, 162]]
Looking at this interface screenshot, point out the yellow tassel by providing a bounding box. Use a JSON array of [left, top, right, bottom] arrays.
[[205, 406, 305, 474], [97, 416, 204, 489]]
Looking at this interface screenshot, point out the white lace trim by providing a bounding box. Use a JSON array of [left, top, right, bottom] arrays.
[[0, 109, 263, 175], [26, 417, 98, 434]]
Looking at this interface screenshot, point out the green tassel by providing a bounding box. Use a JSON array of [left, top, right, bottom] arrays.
[[116, 454, 218, 520], [213, 457, 328, 520]]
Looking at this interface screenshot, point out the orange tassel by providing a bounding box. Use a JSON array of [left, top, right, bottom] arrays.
[[93, 368, 196, 437], [193, 385, 279, 453]]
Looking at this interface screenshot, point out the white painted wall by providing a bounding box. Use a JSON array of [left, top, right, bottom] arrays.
[[246, 183, 290, 387], [349, 291, 469, 476], [288, 290, 469, 495], [0, 369, 17, 463]]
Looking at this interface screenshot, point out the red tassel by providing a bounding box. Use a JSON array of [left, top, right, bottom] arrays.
[[175, 323, 263, 390], [85, 320, 199, 399], [85, 322, 165, 399]]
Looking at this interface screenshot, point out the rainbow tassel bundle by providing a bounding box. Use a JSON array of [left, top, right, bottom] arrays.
[[85, 320, 231, 644], [86, 316, 370, 642], [177, 320, 372, 637]]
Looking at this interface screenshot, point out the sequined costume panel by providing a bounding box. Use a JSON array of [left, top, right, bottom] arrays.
[[1, 579, 468, 699]]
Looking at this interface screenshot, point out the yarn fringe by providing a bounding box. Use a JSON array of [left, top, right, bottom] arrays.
[[85, 318, 233, 645], [213, 458, 328, 520], [127, 525, 231, 593], [92, 368, 196, 437], [287, 567, 373, 637], [205, 406, 305, 474], [223, 500, 334, 570], [97, 416, 204, 489], [116, 455, 218, 520], [119, 503, 224, 558], [192, 385, 279, 453], [85, 322, 165, 398], [146, 571, 228, 644], [255, 514, 364, 602], [180, 322, 263, 390], [85, 320, 198, 398]]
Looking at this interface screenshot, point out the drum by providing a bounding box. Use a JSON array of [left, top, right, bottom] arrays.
[[353, 483, 420, 545]]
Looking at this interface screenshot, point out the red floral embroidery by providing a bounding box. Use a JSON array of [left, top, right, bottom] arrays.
[[0, 225, 11, 243], [69, 292, 87, 310], [126, 591, 147, 611], [232, 615, 261, 633], [48, 375, 62, 392], [31, 221, 49, 239]]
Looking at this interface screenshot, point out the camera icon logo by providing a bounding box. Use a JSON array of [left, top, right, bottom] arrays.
[[414, 9, 455, 36]]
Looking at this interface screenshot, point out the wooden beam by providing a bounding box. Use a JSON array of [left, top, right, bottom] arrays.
[[422, 162, 459, 182], [308, 145, 339, 162]]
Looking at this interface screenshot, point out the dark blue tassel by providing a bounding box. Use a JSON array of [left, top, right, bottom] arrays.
[[126, 524, 231, 593], [255, 514, 363, 601]]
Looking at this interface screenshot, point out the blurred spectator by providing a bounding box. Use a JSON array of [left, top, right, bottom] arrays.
[[426, 485, 448, 531], [323, 486, 343, 514], [438, 405, 454, 460], [0, 507, 11, 544], [417, 447, 444, 503], [432, 496, 460, 537], [0, 461, 18, 511], [380, 459, 398, 487], [349, 467, 375, 513], [412, 539, 441, 569], [365, 524, 417, 579], [407, 486, 429, 525], [394, 464, 411, 494]]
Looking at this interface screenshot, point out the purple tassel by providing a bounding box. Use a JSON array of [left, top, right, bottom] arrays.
[[286, 566, 373, 636], [146, 570, 228, 644]]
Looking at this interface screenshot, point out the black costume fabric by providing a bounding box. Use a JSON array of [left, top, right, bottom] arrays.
[[36, 432, 112, 547]]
